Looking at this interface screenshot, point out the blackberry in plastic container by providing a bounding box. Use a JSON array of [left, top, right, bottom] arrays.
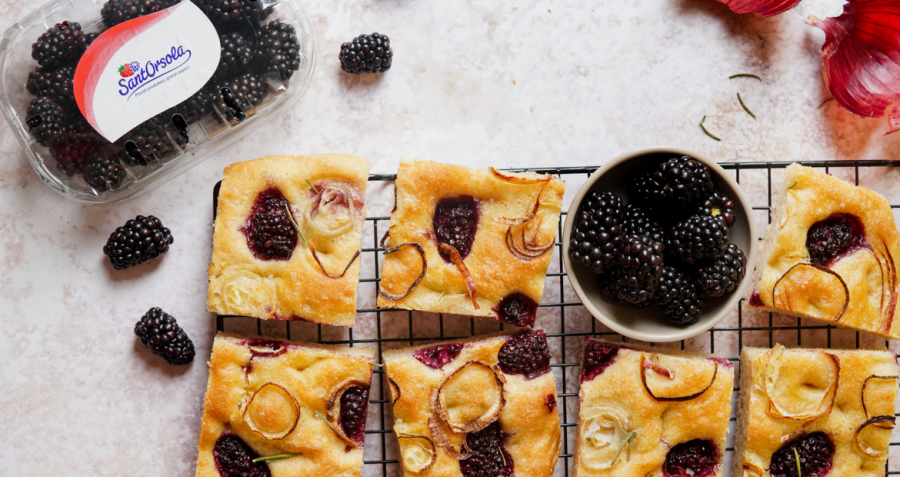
[[696, 243, 747, 297], [31, 21, 88, 68], [694, 191, 736, 227], [26, 65, 75, 105], [253, 20, 301, 81], [340, 33, 392, 74], [192, 0, 272, 26], [209, 72, 270, 122], [656, 266, 705, 325], [117, 115, 186, 165], [609, 235, 665, 306], [101, 0, 177, 27], [104, 215, 174, 269], [134, 307, 195, 365], [569, 191, 624, 274], [25, 96, 71, 145], [50, 131, 109, 176], [167, 88, 214, 124], [620, 203, 666, 243], [667, 214, 728, 264], [82, 147, 127, 191], [215, 31, 255, 78]]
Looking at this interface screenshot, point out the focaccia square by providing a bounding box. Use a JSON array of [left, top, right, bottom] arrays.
[[195, 333, 375, 477], [383, 329, 561, 477], [733, 345, 898, 477], [207, 154, 369, 326], [377, 160, 565, 326], [574, 338, 734, 477], [748, 163, 900, 339]]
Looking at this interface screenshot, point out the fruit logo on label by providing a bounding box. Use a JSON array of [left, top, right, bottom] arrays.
[[73, 1, 219, 143]]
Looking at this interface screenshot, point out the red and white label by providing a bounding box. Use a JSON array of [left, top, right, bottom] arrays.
[[74, 2, 220, 142]]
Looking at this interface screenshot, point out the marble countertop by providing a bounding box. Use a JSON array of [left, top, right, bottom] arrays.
[[3, 0, 900, 475]]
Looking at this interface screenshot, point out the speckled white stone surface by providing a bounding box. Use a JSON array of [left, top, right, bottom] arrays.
[[2, 0, 900, 475]]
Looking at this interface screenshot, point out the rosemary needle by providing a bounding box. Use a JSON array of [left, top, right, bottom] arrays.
[[315, 410, 336, 431], [738, 93, 756, 119], [285, 203, 308, 247], [700, 116, 722, 142], [306, 178, 319, 194], [818, 98, 835, 109], [793, 447, 802, 477], [253, 453, 302, 463], [367, 362, 384, 367], [610, 430, 636, 466], [729, 73, 762, 81], [499, 446, 507, 466]]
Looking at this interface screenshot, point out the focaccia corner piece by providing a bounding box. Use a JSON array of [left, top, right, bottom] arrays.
[[377, 160, 565, 326], [733, 345, 898, 477], [207, 154, 369, 326], [383, 329, 561, 477], [748, 163, 900, 339], [195, 333, 375, 477], [574, 338, 734, 477]]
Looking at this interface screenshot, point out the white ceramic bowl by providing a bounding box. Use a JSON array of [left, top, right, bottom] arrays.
[[562, 147, 758, 342]]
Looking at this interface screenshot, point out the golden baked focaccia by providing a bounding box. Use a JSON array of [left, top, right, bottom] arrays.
[[195, 333, 375, 477], [377, 160, 565, 326], [383, 329, 561, 477], [574, 338, 734, 477], [207, 154, 369, 326], [748, 163, 900, 339], [733, 345, 898, 477]]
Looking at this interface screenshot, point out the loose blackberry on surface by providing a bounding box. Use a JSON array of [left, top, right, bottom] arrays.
[[609, 234, 665, 306], [696, 243, 747, 297], [103, 215, 174, 270], [656, 266, 705, 325], [568, 191, 624, 274], [252, 20, 301, 81], [134, 307, 195, 365], [31, 21, 88, 68], [667, 214, 728, 264], [694, 191, 736, 227], [339, 33, 392, 74]]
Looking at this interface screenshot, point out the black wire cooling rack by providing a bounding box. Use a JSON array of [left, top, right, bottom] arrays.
[[214, 159, 900, 477]]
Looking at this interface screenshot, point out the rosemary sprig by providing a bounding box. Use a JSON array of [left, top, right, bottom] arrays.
[[499, 446, 507, 466], [367, 362, 384, 367], [627, 429, 636, 460], [610, 430, 637, 466], [793, 447, 802, 477], [788, 180, 798, 189], [306, 178, 319, 194], [285, 203, 308, 247], [434, 291, 445, 305], [738, 93, 756, 119], [818, 98, 835, 109], [315, 410, 336, 432], [700, 116, 721, 142], [729, 73, 762, 81], [253, 453, 302, 463]]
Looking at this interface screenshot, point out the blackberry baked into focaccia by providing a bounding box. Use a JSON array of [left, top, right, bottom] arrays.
[[377, 160, 565, 326], [195, 333, 375, 477], [748, 163, 900, 339], [733, 345, 898, 477], [574, 338, 734, 477], [207, 154, 369, 326], [383, 329, 561, 477]]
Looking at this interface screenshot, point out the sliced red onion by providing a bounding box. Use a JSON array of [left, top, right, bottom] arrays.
[[378, 242, 427, 301], [808, 1, 900, 134], [715, 0, 801, 17], [438, 243, 479, 310], [309, 244, 360, 279]]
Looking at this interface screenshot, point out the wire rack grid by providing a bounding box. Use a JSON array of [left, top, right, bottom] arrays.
[[214, 159, 900, 477]]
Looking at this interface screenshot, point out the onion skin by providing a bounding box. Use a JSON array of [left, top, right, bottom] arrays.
[[438, 243, 479, 310], [808, 1, 900, 134], [715, 0, 802, 17]]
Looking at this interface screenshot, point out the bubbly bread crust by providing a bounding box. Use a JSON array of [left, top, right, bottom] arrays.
[[749, 163, 900, 339], [376, 159, 565, 324], [733, 346, 898, 477], [207, 154, 369, 326], [573, 339, 734, 477], [383, 329, 561, 477], [195, 333, 375, 477]]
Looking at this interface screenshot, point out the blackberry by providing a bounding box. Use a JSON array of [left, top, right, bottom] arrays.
[[86, 32, 100, 45], [253, 20, 301, 81], [806, 214, 863, 266], [696, 243, 747, 297], [26, 65, 76, 104], [241, 188, 297, 260], [103, 215, 174, 269], [134, 307, 195, 365], [459, 422, 513, 477], [25, 97, 70, 145], [631, 157, 713, 210], [667, 215, 728, 264], [167, 88, 214, 124], [433, 196, 479, 261], [50, 131, 108, 176], [339, 33, 392, 74], [82, 147, 127, 191], [494, 292, 538, 327], [216, 31, 255, 78], [656, 266, 705, 325], [609, 235, 665, 306], [582, 340, 619, 382], [209, 72, 269, 122], [213, 435, 270, 477], [101, 0, 176, 27], [191, 0, 272, 25], [338, 386, 370, 445], [628, 172, 664, 209], [413, 343, 464, 369], [568, 191, 624, 274], [694, 191, 736, 227], [497, 330, 551, 378], [31, 22, 88, 68], [769, 432, 834, 477], [117, 115, 185, 165], [664, 440, 718, 477], [620, 203, 665, 243]]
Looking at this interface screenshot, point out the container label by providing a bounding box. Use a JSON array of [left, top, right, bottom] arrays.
[[73, 1, 220, 142]]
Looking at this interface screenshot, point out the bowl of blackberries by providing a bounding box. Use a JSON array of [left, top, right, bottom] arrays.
[[563, 147, 758, 342]]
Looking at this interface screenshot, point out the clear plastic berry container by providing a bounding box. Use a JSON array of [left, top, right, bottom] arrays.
[[0, 0, 316, 204]]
